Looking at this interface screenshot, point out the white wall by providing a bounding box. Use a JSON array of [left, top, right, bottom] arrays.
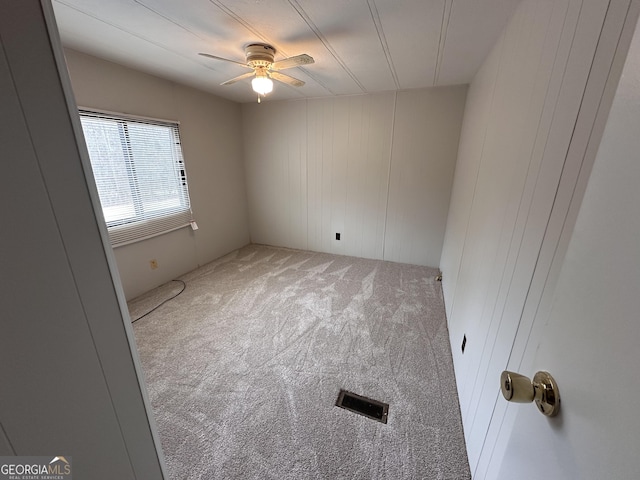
[[242, 87, 467, 267], [440, 0, 617, 472], [1, 2, 164, 477], [64, 49, 250, 299]]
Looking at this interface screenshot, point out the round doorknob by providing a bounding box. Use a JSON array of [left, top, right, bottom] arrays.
[[500, 370, 560, 417], [501, 371, 535, 403]]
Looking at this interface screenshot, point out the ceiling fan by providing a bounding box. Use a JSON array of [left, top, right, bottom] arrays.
[[199, 43, 314, 102]]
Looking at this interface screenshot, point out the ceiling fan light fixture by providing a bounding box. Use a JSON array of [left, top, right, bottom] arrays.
[[251, 76, 273, 95], [200, 43, 313, 100]]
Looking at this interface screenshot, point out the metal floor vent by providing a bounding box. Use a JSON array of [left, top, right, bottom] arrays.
[[335, 389, 389, 424]]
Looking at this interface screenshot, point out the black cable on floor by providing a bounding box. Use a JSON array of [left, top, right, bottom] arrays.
[[131, 279, 186, 324]]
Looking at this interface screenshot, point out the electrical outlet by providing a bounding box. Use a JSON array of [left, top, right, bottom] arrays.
[[336, 233, 341, 240], [150, 259, 158, 270]]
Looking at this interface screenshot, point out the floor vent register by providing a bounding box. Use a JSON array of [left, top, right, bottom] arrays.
[[335, 389, 389, 424]]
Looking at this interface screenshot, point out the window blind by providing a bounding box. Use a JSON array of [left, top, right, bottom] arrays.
[[79, 109, 193, 247]]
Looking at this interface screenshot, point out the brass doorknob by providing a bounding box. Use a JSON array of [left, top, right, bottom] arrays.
[[500, 371, 560, 417]]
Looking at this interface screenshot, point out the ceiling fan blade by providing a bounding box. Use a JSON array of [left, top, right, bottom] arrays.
[[270, 71, 305, 87], [271, 54, 314, 71], [199, 53, 251, 69], [220, 72, 255, 86]]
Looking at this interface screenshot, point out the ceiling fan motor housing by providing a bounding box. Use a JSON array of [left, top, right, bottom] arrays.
[[245, 43, 276, 68]]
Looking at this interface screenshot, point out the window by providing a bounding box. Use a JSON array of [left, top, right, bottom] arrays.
[[79, 109, 193, 247]]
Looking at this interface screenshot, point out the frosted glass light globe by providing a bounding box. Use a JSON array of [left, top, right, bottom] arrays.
[[252, 76, 273, 95]]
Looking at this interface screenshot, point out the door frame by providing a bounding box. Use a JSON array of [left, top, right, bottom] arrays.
[[40, 0, 169, 476]]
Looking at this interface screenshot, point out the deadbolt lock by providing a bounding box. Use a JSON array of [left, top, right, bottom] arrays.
[[500, 370, 560, 417]]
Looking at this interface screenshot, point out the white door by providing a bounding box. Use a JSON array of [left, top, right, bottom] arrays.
[[481, 5, 640, 479]]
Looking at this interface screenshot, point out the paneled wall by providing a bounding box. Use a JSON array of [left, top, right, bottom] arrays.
[[492, 9, 640, 478], [242, 87, 467, 267], [440, 0, 615, 473], [65, 49, 250, 299], [306, 94, 395, 258]]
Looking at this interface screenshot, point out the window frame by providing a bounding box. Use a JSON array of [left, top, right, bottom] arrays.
[[79, 108, 194, 247]]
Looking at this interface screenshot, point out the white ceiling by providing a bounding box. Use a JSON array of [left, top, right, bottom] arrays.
[[52, 0, 522, 104]]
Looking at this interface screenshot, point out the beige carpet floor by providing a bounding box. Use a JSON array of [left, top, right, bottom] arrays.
[[129, 244, 470, 479]]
